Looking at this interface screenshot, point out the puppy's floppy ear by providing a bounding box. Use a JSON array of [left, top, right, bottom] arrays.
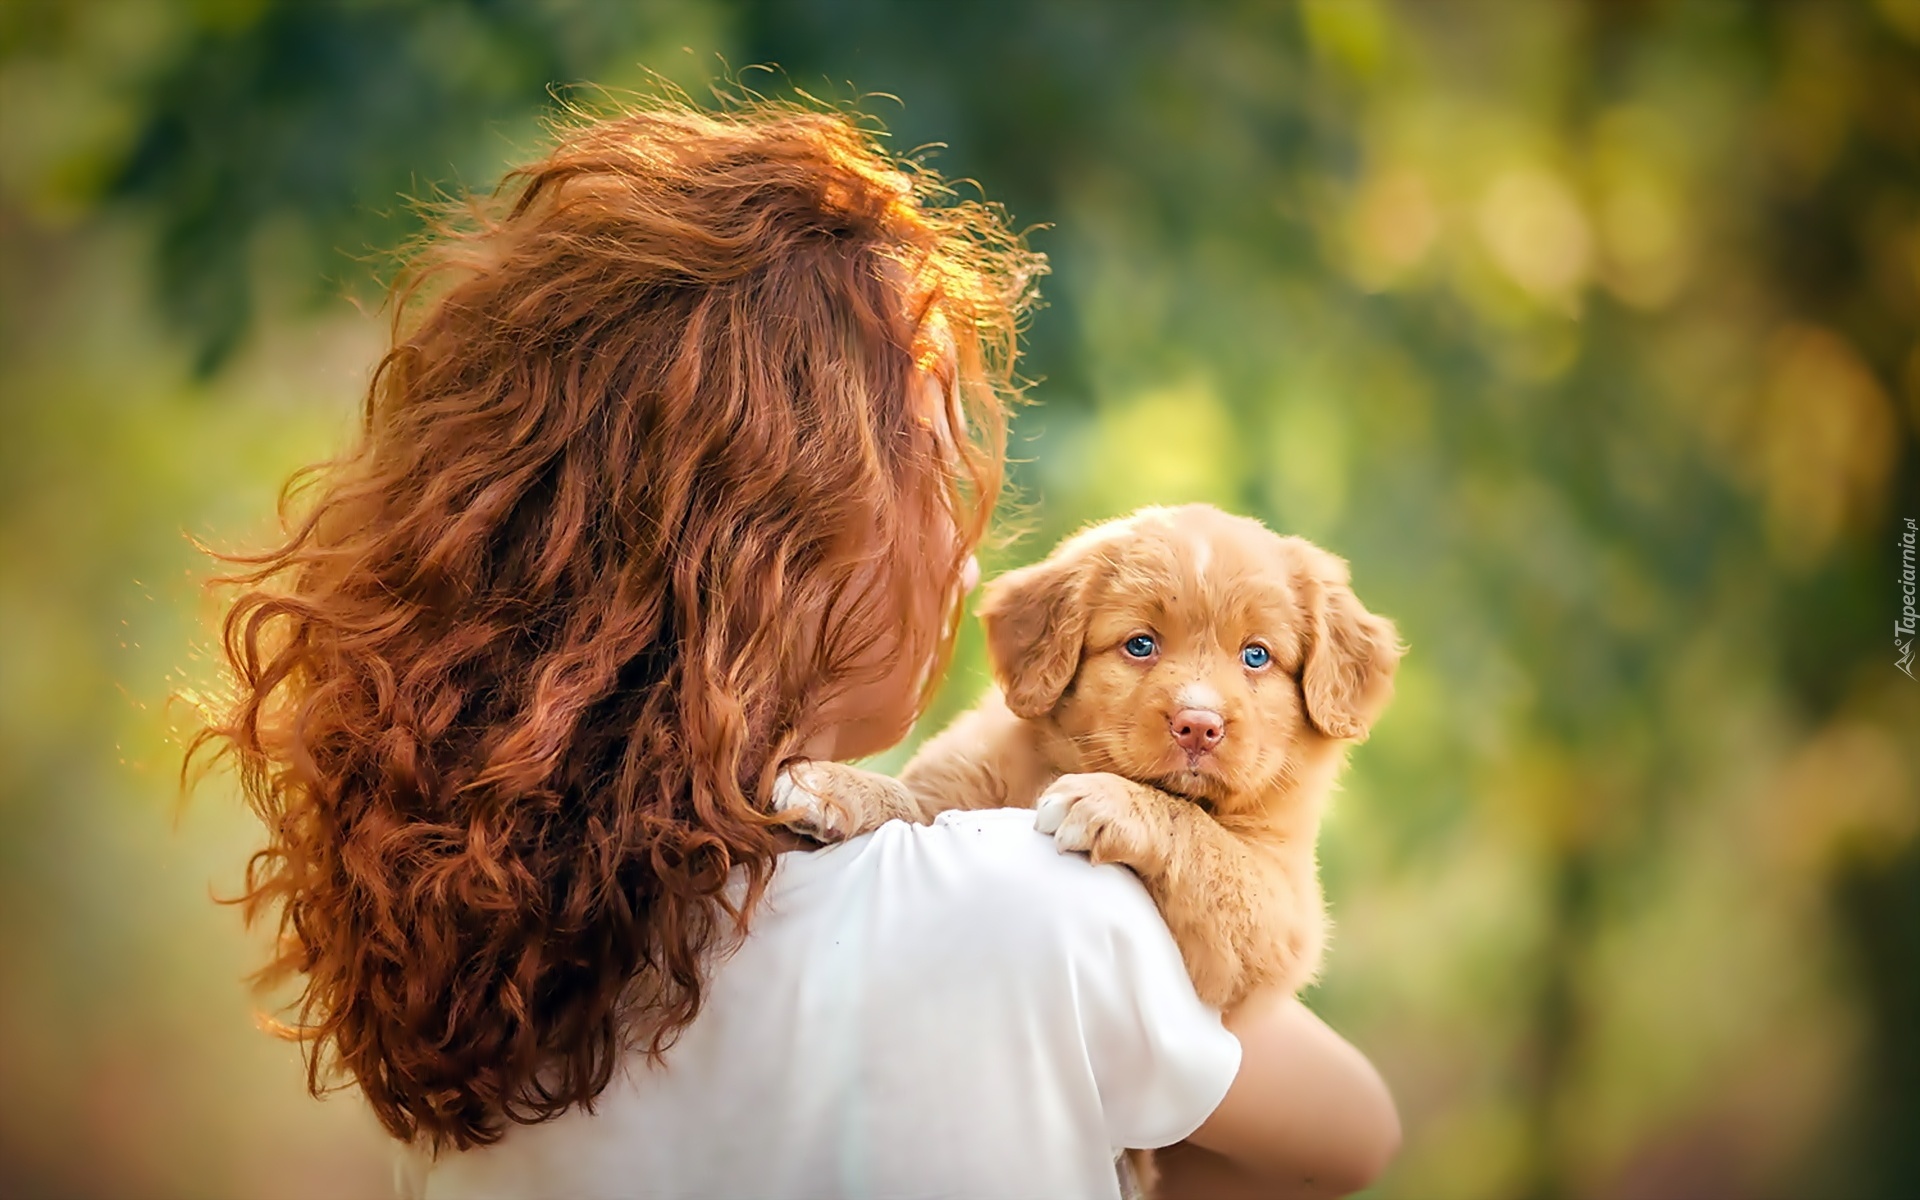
[[977, 550, 1093, 719], [1287, 539, 1404, 741]]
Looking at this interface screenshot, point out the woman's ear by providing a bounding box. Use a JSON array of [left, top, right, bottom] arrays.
[[977, 551, 1092, 719], [1286, 539, 1404, 741]]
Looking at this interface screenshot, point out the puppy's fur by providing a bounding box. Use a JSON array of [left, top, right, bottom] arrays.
[[782, 503, 1402, 1009]]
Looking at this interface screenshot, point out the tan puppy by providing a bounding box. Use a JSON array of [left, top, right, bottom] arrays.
[[780, 503, 1402, 1009]]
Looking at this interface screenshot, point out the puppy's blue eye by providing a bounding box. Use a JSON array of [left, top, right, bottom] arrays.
[[1123, 635, 1157, 659], [1241, 645, 1271, 669]]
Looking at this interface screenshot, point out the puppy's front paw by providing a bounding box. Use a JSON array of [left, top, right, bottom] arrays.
[[772, 764, 854, 843], [773, 760, 921, 843], [1035, 773, 1167, 873]]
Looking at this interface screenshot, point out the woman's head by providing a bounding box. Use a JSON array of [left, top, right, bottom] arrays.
[[195, 96, 1042, 1149]]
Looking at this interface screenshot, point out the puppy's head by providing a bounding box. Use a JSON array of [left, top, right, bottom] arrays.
[[979, 505, 1402, 813]]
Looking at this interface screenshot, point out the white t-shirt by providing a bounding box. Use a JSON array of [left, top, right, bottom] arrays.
[[409, 808, 1242, 1200]]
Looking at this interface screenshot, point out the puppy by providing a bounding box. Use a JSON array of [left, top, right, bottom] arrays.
[[780, 502, 1402, 1008]]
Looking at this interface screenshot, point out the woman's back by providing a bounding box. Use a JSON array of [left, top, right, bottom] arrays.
[[412, 810, 1240, 1199]]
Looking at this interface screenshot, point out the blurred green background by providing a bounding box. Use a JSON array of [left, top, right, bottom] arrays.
[[3, 1, 1918, 1197]]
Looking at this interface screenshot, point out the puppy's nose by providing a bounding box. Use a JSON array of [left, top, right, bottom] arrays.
[[1170, 708, 1225, 755]]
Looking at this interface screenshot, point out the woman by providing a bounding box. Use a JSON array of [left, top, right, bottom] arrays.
[[198, 97, 1399, 1198]]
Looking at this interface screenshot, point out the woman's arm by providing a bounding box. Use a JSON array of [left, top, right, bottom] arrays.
[[1165, 987, 1401, 1199]]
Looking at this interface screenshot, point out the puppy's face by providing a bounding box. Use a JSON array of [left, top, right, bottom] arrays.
[[979, 505, 1401, 816]]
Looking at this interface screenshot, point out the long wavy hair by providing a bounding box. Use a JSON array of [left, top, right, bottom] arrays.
[[189, 97, 1042, 1150]]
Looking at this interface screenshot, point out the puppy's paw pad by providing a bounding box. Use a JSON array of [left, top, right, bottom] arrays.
[[1052, 805, 1107, 856], [1034, 788, 1073, 836], [1036, 774, 1147, 861], [773, 766, 849, 843]]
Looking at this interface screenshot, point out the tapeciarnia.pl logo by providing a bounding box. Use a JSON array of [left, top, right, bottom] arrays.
[[1899, 516, 1917, 679]]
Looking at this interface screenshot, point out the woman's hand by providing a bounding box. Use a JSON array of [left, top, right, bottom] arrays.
[[1164, 987, 1401, 1199]]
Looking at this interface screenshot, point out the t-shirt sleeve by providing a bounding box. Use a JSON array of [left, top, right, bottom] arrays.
[[1063, 859, 1245, 1150]]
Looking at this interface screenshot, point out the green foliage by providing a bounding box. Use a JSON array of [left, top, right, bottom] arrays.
[[2, 2, 1916, 1197], [109, 0, 626, 371]]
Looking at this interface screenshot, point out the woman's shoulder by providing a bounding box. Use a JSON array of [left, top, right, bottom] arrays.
[[821, 809, 1241, 1153], [775, 807, 1175, 972], [797, 806, 1155, 898], [929, 807, 1161, 913]]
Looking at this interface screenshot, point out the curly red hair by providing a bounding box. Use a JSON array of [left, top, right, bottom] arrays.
[[190, 97, 1042, 1150]]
